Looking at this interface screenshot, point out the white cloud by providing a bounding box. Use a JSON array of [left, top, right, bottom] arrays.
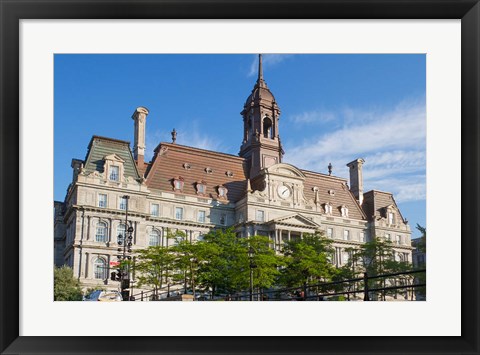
[[284, 100, 426, 203], [145, 122, 225, 161], [290, 110, 336, 124], [248, 54, 293, 77]]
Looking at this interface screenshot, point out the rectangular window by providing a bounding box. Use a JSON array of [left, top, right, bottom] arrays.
[[327, 228, 333, 238], [109, 165, 119, 181], [175, 207, 183, 220], [220, 213, 227, 225], [343, 230, 350, 241], [255, 210, 265, 222], [396, 235, 402, 245], [385, 234, 391, 241], [98, 194, 107, 208], [119, 196, 127, 210], [388, 212, 394, 225], [360, 232, 365, 242], [150, 204, 159, 216], [198, 210, 206, 223]]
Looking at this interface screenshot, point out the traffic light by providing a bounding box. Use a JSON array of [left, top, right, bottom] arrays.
[[110, 269, 122, 281]]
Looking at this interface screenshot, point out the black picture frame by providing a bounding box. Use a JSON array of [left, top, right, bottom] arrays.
[[1, 1, 478, 354]]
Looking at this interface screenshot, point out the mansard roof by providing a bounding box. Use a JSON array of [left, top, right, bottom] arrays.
[[363, 190, 407, 223], [145, 143, 248, 202], [83, 135, 141, 180], [301, 169, 367, 220]]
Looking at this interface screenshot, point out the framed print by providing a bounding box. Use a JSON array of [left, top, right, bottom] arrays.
[[1, 0, 479, 354]]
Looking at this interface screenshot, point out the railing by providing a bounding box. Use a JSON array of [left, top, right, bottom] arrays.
[[129, 282, 186, 301], [222, 269, 426, 301], [127, 269, 426, 301]]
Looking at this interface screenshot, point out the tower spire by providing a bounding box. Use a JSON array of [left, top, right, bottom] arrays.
[[258, 54, 264, 83]]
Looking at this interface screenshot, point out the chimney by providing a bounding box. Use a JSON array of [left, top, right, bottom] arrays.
[[346, 158, 365, 205], [132, 107, 149, 166], [71, 159, 83, 181]]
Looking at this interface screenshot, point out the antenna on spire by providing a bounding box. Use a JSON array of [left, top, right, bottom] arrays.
[[258, 54, 264, 82]]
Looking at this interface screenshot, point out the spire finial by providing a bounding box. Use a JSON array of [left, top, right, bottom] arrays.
[[258, 54, 263, 83], [171, 128, 177, 144], [328, 163, 333, 176]]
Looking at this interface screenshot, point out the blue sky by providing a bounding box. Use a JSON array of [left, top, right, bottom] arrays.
[[54, 54, 426, 237]]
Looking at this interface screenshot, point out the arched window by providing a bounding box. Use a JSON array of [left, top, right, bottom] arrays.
[[263, 117, 273, 139], [95, 222, 107, 242], [340, 205, 349, 217], [93, 257, 107, 279], [117, 224, 126, 244], [149, 229, 161, 247]]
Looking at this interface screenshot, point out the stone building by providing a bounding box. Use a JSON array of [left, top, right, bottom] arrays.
[[54, 55, 413, 291]]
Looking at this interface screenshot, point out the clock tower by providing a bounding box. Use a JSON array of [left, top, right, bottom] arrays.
[[239, 54, 284, 179]]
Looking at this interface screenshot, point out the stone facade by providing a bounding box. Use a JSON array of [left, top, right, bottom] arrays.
[[54, 55, 413, 291]]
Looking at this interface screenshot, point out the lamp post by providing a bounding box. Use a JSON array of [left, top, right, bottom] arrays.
[[117, 195, 134, 300]]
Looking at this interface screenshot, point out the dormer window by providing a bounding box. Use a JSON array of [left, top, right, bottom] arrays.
[[173, 177, 184, 191], [324, 203, 332, 214], [385, 205, 396, 225], [217, 186, 228, 199], [109, 166, 119, 181], [196, 181, 207, 195], [340, 205, 349, 217], [103, 154, 125, 183], [388, 212, 394, 225]]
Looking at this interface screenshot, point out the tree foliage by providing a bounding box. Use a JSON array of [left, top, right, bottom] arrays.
[[54, 266, 83, 301], [279, 233, 336, 289]]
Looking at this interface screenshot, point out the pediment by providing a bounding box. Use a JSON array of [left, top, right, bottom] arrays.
[[270, 214, 320, 228], [266, 163, 306, 179], [103, 154, 125, 163]]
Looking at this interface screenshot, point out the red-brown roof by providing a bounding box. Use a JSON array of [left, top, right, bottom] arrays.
[[145, 143, 248, 202], [301, 170, 366, 220], [363, 190, 406, 222]]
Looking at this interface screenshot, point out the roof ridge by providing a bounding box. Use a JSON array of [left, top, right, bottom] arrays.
[[155, 142, 245, 161]]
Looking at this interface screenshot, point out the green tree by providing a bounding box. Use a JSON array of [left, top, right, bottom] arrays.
[[414, 224, 426, 300], [357, 237, 417, 300], [247, 235, 283, 294], [333, 247, 363, 300], [54, 266, 83, 301], [194, 229, 282, 299], [195, 228, 250, 297], [279, 233, 336, 293], [134, 245, 174, 299], [170, 230, 201, 297]]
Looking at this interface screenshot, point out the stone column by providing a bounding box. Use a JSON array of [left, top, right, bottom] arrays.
[[108, 218, 113, 244], [85, 252, 90, 279]]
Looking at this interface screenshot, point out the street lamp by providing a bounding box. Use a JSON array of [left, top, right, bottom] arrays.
[[117, 195, 134, 300]]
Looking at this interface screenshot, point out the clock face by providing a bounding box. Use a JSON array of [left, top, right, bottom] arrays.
[[277, 185, 291, 199]]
